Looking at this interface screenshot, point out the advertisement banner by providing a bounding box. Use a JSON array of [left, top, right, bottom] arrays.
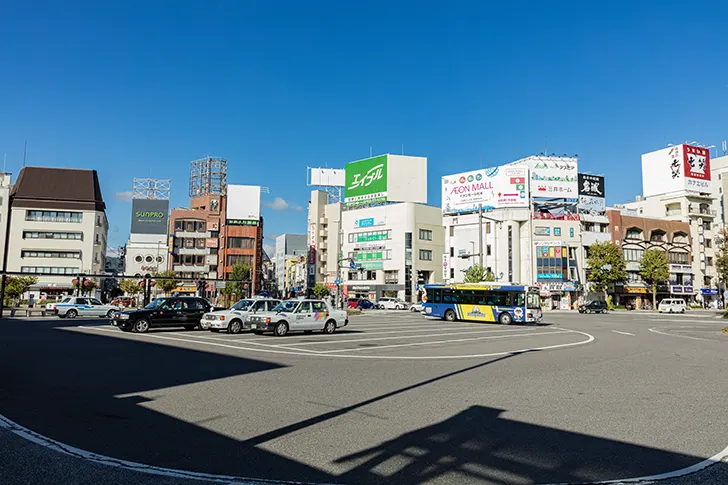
[[441, 165, 528, 214], [643, 144, 712, 197], [227, 185, 261, 223], [307, 247, 316, 290], [131, 199, 169, 235], [530, 158, 578, 197], [345, 155, 388, 206], [578, 174, 605, 213], [354, 217, 385, 228]]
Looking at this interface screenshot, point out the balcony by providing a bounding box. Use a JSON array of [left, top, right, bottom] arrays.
[[175, 231, 210, 238], [687, 205, 716, 218], [173, 264, 208, 273]]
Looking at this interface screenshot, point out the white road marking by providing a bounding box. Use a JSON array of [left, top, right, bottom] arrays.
[[278, 326, 535, 347], [611, 330, 635, 336], [320, 329, 570, 353], [76, 326, 596, 360], [648, 327, 725, 342], [177, 332, 325, 354]]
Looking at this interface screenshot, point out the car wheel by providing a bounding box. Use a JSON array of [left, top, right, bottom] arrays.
[[411, 307, 417, 312], [134, 319, 150, 333], [323, 320, 336, 334], [228, 320, 242, 334], [498, 312, 513, 325], [106, 309, 115, 318], [58, 314, 67, 319], [274, 321, 289, 337], [66, 309, 78, 319], [681, 309, 685, 313], [444, 310, 456, 322]]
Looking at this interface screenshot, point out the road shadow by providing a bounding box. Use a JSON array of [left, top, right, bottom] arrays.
[[0, 319, 715, 485]]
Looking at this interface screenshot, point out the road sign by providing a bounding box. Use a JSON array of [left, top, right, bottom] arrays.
[[349, 260, 356, 269], [415, 284, 420, 291], [334, 278, 340, 285]]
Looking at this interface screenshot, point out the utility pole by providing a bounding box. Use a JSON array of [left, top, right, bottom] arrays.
[[478, 204, 484, 267]]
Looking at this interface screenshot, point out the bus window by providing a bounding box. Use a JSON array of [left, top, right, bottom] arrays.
[[527, 293, 541, 309], [431, 288, 442, 303], [514, 292, 525, 307]]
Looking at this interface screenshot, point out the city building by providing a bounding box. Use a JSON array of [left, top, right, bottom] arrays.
[[607, 208, 693, 307], [709, 152, 728, 224], [621, 144, 718, 302], [6, 167, 108, 299], [341, 202, 444, 302], [261, 250, 276, 295], [124, 178, 170, 277], [307, 191, 343, 288], [222, 185, 264, 293], [284, 255, 306, 296], [274, 233, 307, 294]]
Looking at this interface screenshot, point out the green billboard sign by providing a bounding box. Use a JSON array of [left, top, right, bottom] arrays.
[[358, 261, 384, 270], [345, 155, 388, 207]]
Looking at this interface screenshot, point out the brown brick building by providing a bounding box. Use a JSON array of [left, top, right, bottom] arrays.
[[607, 209, 693, 307], [169, 194, 264, 293]]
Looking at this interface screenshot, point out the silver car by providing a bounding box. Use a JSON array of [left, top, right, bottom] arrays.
[[201, 298, 281, 334], [55, 296, 120, 319]]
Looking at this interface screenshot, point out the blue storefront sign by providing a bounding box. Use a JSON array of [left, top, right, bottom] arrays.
[[537, 273, 562, 280], [700, 288, 718, 296], [357, 218, 375, 227]]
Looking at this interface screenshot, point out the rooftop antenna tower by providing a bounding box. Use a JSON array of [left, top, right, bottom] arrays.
[[132, 178, 171, 200], [189, 156, 227, 197]]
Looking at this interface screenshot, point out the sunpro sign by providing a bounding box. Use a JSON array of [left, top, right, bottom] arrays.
[[131, 199, 169, 235]]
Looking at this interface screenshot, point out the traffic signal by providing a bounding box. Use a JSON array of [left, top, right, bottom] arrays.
[[197, 278, 206, 297]]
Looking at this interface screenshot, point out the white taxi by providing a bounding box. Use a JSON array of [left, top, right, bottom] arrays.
[[201, 298, 281, 333]]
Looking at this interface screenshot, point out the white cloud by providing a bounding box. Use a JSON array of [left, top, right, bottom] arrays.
[[265, 197, 303, 212], [114, 191, 134, 202]]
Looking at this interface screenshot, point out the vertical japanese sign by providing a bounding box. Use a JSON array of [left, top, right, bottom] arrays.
[[577, 174, 606, 213]]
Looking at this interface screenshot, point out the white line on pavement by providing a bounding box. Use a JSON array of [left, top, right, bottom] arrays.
[[648, 327, 725, 342], [176, 332, 325, 353], [611, 330, 635, 336], [277, 326, 535, 347], [77, 325, 596, 360], [320, 329, 570, 353]]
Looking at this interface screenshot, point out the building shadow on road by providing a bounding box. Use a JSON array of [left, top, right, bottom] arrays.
[[0, 319, 718, 485]]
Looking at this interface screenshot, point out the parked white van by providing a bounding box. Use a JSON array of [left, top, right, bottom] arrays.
[[658, 298, 686, 313]]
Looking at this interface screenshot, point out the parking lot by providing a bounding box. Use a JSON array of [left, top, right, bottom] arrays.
[[1, 310, 727, 485]]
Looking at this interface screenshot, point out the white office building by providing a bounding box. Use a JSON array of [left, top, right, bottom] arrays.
[[124, 198, 170, 277], [0, 173, 12, 270], [7, 167, 108, 298], [341, 202, 444, 302]]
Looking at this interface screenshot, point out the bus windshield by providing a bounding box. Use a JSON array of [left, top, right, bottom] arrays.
[[527, 293, 541, 309]]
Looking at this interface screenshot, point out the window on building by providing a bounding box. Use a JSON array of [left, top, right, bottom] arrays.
[[706, 239, 712, 248], [650, 230, 666, 242], [583, 222, 594, 232], [184, 238, 195, 249], [226, 254, 253, 266], [703, 221, 712, 231], [175, 220, 184, 231], [20, 266, 79, 275], [450, 247, 454, 257], [197, 221, 206, 232], [627, 271, 641, 282], [570, 228, 574, 237], [419, 249, 433, 261], [449, 226, 454, 237], [486, 245, 492, 256], [668, 251, 689, 264], [22, 231, 82, 240], [419, 229, 433, 241], [485, 223, 491, 234], [707, 256, 714, 266], [195, 255, 205, 265], [348, 230, 391, 243], [450, 268, 455, 278], [21, 250, 81, 259], [195, 238, 206, 249], [623, 248, 644, 262], [185, 221, 195, 232], [626, 228, 642, 240], [95, 234, 100, 244], [673, 232, 688, 243], [554, 227, 561, 236], [405, 232, 412, 249], [25, 211, 82, 223], [384, 270, 399, 283]]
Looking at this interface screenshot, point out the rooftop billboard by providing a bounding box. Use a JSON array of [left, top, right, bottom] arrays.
[[344, 154, 427, 207], [642, 144, 711, 197], [227, 185, 261, 223], [131, 199, 169, 235], [442, 165, 528, 214]]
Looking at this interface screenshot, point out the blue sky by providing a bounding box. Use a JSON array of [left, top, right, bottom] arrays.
[[2, 1, 728, 255]]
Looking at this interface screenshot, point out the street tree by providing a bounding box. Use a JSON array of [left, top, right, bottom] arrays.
[[464, 265, 496, 283], [224, 263, 251, 299], [586, 241, 627, 300], [639, 249, 670, 310], [154, 271, 179, 295], [312, 283, 330, 299], [715, 227, 728, 288], [5, 276, 38, 306], [119, 279, 142, 296]]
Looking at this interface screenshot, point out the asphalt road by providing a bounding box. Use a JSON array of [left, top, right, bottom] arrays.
[[0, 310, 727, 485]]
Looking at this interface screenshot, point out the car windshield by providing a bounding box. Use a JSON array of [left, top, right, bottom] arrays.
[[231, 299, 254, 311], [272, 300, 299, 312], [144, 299, 166, 310]]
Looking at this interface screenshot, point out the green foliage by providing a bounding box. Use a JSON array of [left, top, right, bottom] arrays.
[[586, 242, 627, 295], [464, 265, 496, 283], [639, 249, 670, 309], [154, 271, 179, 295], [5, 276, 37, 305], [224, 263, 251, 298], [119, 279, 142, 296], [715, 227, 728, 286], [312, 283, 330, 299]]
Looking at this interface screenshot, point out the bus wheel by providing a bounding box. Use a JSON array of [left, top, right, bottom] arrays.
[[498, 312, 513, 325], [444, 310, 456, 322]]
